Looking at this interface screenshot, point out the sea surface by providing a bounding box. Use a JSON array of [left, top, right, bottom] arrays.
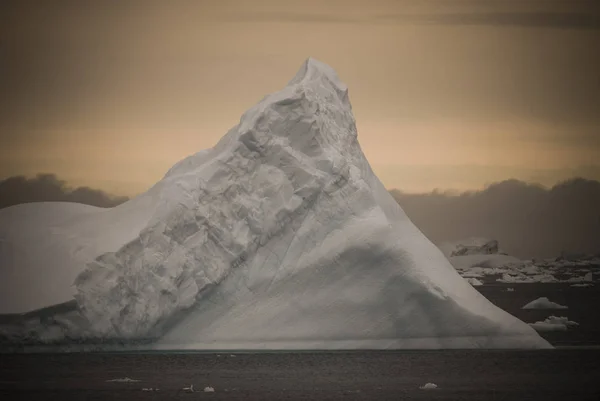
[[1, 350, 600, 400]]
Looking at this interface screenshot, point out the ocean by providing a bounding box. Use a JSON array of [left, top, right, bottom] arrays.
[[1, 349, 599, 400]]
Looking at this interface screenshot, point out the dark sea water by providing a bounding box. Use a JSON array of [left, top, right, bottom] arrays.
[[1, 350, 600, 401]]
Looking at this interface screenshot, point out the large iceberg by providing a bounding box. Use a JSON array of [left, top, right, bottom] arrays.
[[0, 58, 550, 349]]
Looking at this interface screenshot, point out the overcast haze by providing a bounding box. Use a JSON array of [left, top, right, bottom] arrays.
[[1, 0, 599, 195]]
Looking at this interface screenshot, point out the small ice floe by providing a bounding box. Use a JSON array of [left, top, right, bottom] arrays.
[[466, 277, 483, 287], [230, 354, 236, 357], [419, 383, 438, 390], [182, 384, 194, 393], [106, 377, 140, 383], [506, 287, 515, 292], [522, 297, 567, 310], [529, 316, 579, 332], [571, 283, 593, 287], [141, 388, 159, 392], [204, 386, 215, 392]]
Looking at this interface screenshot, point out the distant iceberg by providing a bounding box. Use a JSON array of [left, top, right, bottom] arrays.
[[0, 58, 550, 349]]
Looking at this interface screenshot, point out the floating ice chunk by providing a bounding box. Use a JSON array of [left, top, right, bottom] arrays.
[[522, 297, 568, 310], [545, 316, 579, 326], [506, 288, 515, 292], [106, 377, 140, 383], [465, 277, 483, 286], [461, 272, 484, 278], [204, 386, 215, 392], [571, 283, 593, 287], [529, 322, 567, 332], [529, 316, 578, 332], [182, 384, 194, 393], [419, 383, 438, 390]]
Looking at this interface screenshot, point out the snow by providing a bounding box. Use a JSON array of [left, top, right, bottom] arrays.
[[529, 316, 578, 332], [0, 58, 550, 349], [419, 383, 438, 390], [522, 297, 568, 310]]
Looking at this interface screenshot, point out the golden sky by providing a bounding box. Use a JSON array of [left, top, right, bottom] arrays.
[[1, 0, 599, 195]]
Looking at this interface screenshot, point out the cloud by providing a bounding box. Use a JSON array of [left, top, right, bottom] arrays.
[[221, 11, 600, 30], [391, 178, 600, 259], [0, 174, 129, 209]]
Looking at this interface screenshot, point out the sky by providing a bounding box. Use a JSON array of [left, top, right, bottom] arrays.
[[1, 0, 599, 196]]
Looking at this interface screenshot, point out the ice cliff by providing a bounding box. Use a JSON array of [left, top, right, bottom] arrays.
[[0, 58, 550, 349]]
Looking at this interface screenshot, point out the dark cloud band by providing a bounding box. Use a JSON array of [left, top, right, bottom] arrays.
[[0, 174, 129, 209], [221, 11, 600, 30], [392, 178, 600, 259]]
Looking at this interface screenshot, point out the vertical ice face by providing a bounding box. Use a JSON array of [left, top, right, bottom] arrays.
[[0, 58, 550, 349]]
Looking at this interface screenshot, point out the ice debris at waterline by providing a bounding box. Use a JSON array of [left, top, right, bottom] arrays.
[[0, 58, 550, 349], [106, 378, 141, 383]]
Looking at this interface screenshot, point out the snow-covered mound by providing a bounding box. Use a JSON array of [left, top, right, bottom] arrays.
[[0, 58, 550, 349], [0, 199, 157, 313], [522, 297, 568, 310]]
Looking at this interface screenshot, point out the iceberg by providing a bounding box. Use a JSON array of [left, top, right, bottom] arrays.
[[0, 58, 550, 349]]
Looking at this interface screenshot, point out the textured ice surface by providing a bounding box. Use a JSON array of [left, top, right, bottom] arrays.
[[0, 58, 550, 349]]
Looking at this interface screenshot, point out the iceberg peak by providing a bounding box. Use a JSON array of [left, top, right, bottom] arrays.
[[288, 57, 348, 92]]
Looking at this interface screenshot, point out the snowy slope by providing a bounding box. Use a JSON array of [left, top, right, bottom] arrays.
[[0, 58, 550, 349], [0, 194, 160, 313]]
